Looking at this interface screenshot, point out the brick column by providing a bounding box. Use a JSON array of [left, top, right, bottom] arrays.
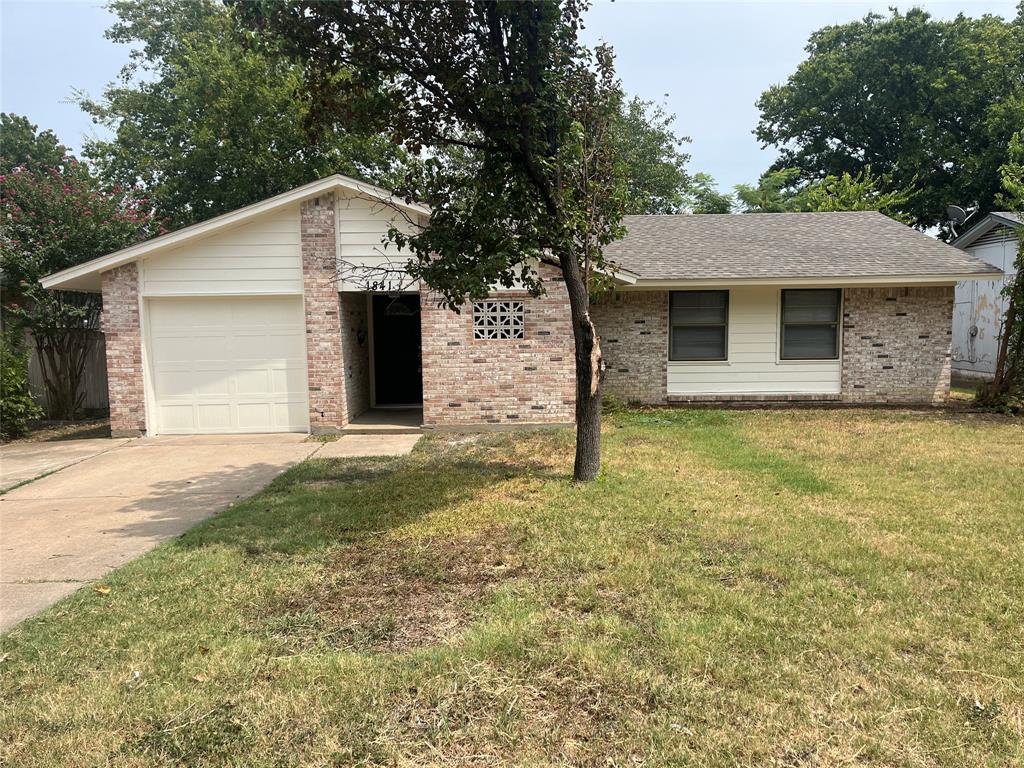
[[301, 193, 347, 433], [101, 262, 146, 437]]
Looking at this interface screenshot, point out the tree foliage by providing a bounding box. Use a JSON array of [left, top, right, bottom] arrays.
[[983, 129, 1024, 407], [734, 168, 803, 214], [756, 6, 1024, 237], [685, 173, 734, 214], [735, 167, 912, 221], [0, 113, 69, 175], [614, 97, 691, 214], [78, 0, 407, 229], [432, 95, 694, 217], [0, 156, 160, 419], [0, 333, 42, 440], [240, 0, 626, 480]]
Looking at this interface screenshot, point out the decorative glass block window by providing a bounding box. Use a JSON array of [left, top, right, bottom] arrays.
[[670, 291, 729, 360], [780, 289, 841, 360], [472, 300, 525, 340]]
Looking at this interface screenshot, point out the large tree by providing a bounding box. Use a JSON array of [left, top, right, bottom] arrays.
[[756, 6, 1024, 237], [432, 95, 694, 216], [614, 97, 691, 214], [685, 173, 734, 214], [241, 0, 627, 481], [78, 0, 407, 229], [0, 156, 159, 419]]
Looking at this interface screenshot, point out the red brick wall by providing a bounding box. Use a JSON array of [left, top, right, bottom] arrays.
[[841, 286, 953, 404], [420, 269, 576, 427], [101, 262, 146, 436], [301, 193, 348, 432], [340, 292, 370, 421], [591, 290, 669, 404]]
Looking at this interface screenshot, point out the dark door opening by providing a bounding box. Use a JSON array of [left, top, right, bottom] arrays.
[[372, 294, 423, 406]]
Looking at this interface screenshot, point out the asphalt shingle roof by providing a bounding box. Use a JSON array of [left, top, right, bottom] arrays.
[[605, 211, 1001, 281]]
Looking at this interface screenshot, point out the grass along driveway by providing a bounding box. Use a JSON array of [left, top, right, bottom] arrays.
[[1, 409, 1022, 766]]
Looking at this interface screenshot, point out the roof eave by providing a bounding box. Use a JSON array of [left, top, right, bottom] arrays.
[[621, 272, 1002, 289], [951, 212, 1021, 249]]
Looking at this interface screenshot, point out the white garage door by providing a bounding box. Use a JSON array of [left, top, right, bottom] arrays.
[[147, 297, 309, 434]]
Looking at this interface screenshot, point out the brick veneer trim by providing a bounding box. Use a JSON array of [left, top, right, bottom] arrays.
[[101, 262, 146, 436]]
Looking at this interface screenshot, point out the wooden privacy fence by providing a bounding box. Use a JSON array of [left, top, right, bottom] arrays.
[[26, 330, 109, 414]]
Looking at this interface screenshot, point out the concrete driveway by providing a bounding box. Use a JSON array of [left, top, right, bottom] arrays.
[[0, 437, 132, 493], [0, 433, 419, 632]]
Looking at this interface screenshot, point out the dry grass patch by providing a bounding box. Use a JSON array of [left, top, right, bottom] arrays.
[[1, 409, 1021, 767], [262, 525, 531, 653]]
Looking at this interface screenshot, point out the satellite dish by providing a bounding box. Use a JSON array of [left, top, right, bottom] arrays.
[[947, 205, 968, 225]]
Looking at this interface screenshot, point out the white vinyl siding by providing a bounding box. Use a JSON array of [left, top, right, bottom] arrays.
[[336, 193, 424, 291], [139, 207, 301, 296], [667, 285, 841, 395], [146, 296, 309, 434]]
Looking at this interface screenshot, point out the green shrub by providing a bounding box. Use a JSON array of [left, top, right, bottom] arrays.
[[1, 334, 42, 440]]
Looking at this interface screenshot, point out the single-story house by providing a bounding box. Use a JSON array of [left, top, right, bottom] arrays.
[[41, 174, 1001, 437], [950, 211, 1020, 381]]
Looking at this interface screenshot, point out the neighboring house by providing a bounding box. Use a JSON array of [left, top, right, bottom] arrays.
[[41, 175, 1000, 437], [950, 212, 1020, 381]]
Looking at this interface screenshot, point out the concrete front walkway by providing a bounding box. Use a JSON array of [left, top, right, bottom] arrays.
[[0, 432, 421, 632]]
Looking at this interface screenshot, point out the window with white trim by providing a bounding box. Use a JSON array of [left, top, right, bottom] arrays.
[[472, 300, 525, 339], [780, 289, 841, 360]]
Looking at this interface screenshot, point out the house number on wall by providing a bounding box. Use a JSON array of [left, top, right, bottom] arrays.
[[365, 279, 401, 292]]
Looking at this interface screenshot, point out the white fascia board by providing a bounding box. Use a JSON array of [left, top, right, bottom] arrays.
[[606, 265, 639, 285], [620, 272, 1002, 290], [41, 174, 430, 291]]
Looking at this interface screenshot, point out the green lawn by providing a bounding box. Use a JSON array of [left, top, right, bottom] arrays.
[[2, 409, 1023, 767]]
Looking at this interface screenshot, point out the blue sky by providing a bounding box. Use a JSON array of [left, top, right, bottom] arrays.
[[1, 0, 1018, 192]]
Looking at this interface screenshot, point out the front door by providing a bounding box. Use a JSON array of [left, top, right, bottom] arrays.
[[372, 294, 423, 405]]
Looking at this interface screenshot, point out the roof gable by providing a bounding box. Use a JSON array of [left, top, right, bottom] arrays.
[[41, 174, 429, 291], [951, 212, 1021, 250]]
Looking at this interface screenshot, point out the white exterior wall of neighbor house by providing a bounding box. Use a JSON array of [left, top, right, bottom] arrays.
[[953, 226, 1018, 379]]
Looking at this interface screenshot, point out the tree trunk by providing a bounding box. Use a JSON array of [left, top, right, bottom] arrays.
[[35, 329, 94, 421], [559, 253, 602, 482]]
